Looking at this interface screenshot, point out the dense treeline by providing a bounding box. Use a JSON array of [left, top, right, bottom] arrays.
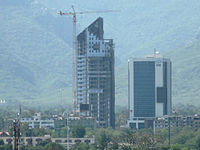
[[68, 127, 200, 150], [1, 104, 200, 149], [174, 103, 200, 115], [1, 127, 198, 150]]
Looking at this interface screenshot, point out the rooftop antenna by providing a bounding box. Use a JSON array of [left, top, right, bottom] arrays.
[[154, 48, 156, 57], [19, 105, 21, 118]]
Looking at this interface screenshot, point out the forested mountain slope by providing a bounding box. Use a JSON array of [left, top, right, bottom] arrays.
[[0, 0, 200, 106]]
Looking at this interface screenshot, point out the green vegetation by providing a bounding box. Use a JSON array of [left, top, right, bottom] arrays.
[[0, 139, 12, 150], [45, 142, 65, 150], [1, 106, 200, 149], [115, 105, 129, 127], [0, 140, 4, 146], [71, 127, 200, 150], [21, 123, 52, 137], [166, 39, 200, 105], [0, 145, 12, 150], [19, 142, 65, 150], [70, 143, 94, 150], [174, 103, 200, 115], [0, 1, 72, 107], [40, 0, 200, 107], [0, 1, 200, 107], [71, 126, 86, 138]]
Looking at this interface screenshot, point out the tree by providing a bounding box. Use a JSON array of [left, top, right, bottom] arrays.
[[72, 143, 90, 150], [71, 126, 86, 138], [21, 123, 33, 137], [38, 140, 49, 147], [60, 126, 68, 137], [95, 129, 111, 149], [0, 140, 4, 146], [0, 144, 12, 150], [0, 117, 5, 130], [169, 144, 182, 150], [171, 126, 194, 145], [88, 145, 97, 150], [32, 128, 51, 137], [115, 109, 129, 127], [119, 130, 158, 150], [45, 142, 65, 150], [20, 145, 46, 150], [195, 135, 200, 149]]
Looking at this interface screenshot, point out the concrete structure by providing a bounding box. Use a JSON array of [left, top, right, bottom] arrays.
[[127, 53, 172, 129], [0, 136, 95, 148], [69, 116, 96, 129], [54, 116, 96, 130], [20, 113, 54, 129], [75, 17, 115, 128], [155, 115, 200, 130]]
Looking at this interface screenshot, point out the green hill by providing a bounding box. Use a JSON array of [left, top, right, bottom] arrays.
[[0, 0, 200, 107], [40, 0, 200, 106], [0, 0, 73, 106], [166, 38, 200, 105], [40, 0, 200, 59], [115, 39, 200, 106]]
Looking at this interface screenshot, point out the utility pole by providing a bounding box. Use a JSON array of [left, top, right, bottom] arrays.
[[13, 105, 21, 150], [168, 116, 171, 148], [58, 7, 119, 114], [13, 120, 20, 150], [153, 119, 156, 135], [154, 48, 156, 57], [67, 113, 69, 150], [13, 121, 17, 150]]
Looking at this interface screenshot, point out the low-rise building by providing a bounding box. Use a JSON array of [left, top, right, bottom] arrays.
[[155, 115, 200, 130], [68, 116, 96, 129], [0, 136, 95, 148], [54, 116, 96, 130], [20, 113, 54, 129]]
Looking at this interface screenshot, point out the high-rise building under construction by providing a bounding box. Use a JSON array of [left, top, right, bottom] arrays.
[[75, 17, 115, 128]]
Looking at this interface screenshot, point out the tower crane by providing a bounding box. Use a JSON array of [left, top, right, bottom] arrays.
[[58, 6, 119, 114]]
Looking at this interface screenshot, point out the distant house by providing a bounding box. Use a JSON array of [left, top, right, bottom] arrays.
[[0, 136, 95, 147], [20, 113, 54, 129], [155, 115, 200, 130], [0, 132, 10, 137]]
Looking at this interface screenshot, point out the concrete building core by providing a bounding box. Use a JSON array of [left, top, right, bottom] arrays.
[[75, 17, 115, 128], [127, 53, 172, 129]]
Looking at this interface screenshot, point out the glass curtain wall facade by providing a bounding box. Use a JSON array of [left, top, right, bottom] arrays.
[[127, 55, 171, 129], [134, 61, 155, 117]]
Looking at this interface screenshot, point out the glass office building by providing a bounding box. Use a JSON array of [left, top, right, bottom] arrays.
[[127, 53, 172, 129]]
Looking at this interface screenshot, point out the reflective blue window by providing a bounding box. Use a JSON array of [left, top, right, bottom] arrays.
[[134, 61, 155, 117]]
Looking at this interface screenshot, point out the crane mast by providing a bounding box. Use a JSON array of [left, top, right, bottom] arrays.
[[72, 6, 77, 114], [59, 6, 78, 114]]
